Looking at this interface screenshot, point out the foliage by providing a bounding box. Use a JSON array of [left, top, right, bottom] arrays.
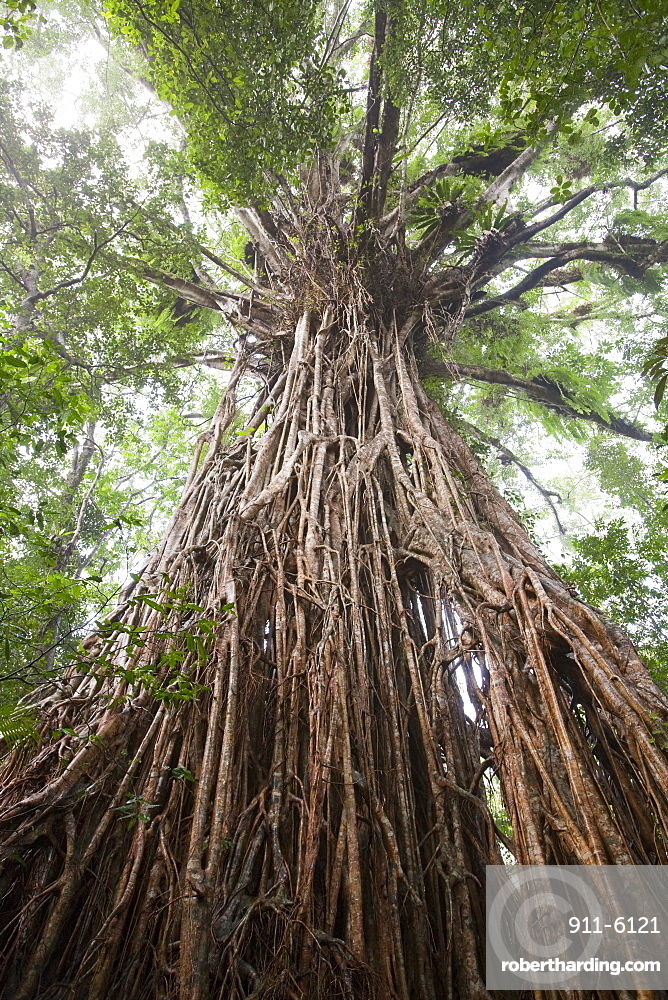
[[103, 0, 345, 203], [0, 0, 36, 48], [478, 1, 668, 155], [85, 582, 228, 706], [0, 79, 223, 395], [556, 516, 668, 688], [0, 38, 234, 699], [0, 701, 37, 752], [643, 330, 668, 408], [0, 338, 90, 467], [410, 176, 515, 253], [410, 176, 484, 235], [381, 0, 668, 157]]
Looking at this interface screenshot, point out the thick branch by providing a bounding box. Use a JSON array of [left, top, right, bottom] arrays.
[[136, 264, 275, 338], [380, 137, 530, 235], [512, 186, 598, 245], [235, 208, 285, 271], [62, 423, 98, 509], [357, 8, 393, 220], [401, 137, 528, 204], [141, 266, 240, 311], [480, 134, 554, 207], [414, 160, 668, 278], [421, 360, 655, 442], [521, 167, 668, 235], [373, 97, 401, 218], [411, 138, 558, 270], [467, 241, 668, 316]]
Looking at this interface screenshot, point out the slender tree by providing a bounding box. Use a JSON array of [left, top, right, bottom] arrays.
[[3, 2, 668, 998]]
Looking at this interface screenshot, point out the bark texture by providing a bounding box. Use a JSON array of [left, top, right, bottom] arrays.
[[1, 225, 668, 1000]]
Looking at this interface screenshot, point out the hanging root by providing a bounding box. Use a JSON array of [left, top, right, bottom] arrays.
[[1, 280, 667, 1000]]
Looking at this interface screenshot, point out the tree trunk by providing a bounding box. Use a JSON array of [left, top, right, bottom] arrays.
[[2, 248, 668, 1000]]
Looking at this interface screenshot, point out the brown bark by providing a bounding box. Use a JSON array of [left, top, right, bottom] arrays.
[[419, 360, 655, 443], [1, 226, 668, 1000]]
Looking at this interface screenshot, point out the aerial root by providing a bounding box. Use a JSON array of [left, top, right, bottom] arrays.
[[1, 303, 667, 999]]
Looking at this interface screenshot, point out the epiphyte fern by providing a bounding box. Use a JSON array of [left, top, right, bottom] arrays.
[[642, 332, 668, 408], [0, 704, 38, 751], [410, 176, 482, 235]]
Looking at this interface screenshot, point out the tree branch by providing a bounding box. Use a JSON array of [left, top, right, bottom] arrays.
[[410, 135, 558, 269], [380, 136, 529, 235], [319, 0, 353, 66], [372, 97, 401, 218], [21, 215, 142, 307], [357, 7, 394, 221], [140, 264, 260, 315], [479, 132, 555, 206], [457, 417, 566, 534], [123, 194, 270, 294], [511, 186, 598, 244], [139, 263, 275, 337], [235, 207, 285, 271], [467, 241, 668, 317], [420, 360, 655, 442], [196, 242, 267, 294], [522, 167, 668, 229]]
